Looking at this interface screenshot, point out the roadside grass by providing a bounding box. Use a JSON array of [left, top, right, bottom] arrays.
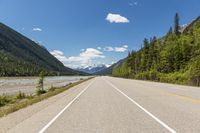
[[0, 77, 93, 117], [15, 91, 26, 99]]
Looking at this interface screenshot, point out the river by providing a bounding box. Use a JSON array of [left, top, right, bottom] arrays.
[[0, 76, 91, 95]]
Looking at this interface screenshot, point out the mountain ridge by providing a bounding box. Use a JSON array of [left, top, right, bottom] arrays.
[[0, 22, 84, 76], [76, 64, 108, 74], [94, 59, 125, 75]]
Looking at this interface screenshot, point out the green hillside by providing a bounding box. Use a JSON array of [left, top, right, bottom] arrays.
[[112, 14, 200, 86], [0, 23, 82, 76]]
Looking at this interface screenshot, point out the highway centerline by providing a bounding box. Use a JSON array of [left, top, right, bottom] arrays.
[[38, 79, 95, 133], [103, 77, 177, 133]]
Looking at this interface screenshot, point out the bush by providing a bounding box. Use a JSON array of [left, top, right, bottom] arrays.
[[26, 94, 34, 99], [0, 95, 11, 107], [48, 85, 56, 92], [36, 89, 46, 96], [188, 58, 200, 86], [16, 91, 26, 99], [159, 72, 188, 84], [149, 70, 159, 81], [135, 71, 150, 80]]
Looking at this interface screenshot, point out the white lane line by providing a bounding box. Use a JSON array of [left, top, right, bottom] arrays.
[[39, 79, 95, 133], [103, 78, 177, 133]]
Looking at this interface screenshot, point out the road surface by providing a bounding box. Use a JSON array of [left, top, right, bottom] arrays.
[[0, 76, 200, 133]]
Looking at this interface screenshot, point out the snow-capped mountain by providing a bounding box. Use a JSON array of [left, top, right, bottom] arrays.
[[76, 64, 108, 74]]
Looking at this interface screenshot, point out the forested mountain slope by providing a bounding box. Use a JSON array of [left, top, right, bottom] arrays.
[[112, 14, 200, 86], [0, 23, 82, 76]]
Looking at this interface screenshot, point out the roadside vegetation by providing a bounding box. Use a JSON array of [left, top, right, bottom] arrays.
[[112, 13, 200, 86], [36, 71, 47, 95], [0, 75, 93, 117]]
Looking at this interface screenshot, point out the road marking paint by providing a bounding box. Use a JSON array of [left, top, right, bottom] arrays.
[[39, 79, 95, 133], [164, 91, 200, 104], [147, 86, 200, 104], [103, 78, 177, 133]]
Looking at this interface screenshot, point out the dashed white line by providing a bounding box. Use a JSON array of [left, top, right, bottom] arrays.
[[38, 79, 95, 133], [103, 78, 177, 133]]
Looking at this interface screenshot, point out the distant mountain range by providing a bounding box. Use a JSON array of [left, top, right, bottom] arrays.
[[0, 23, 85, 76], [76, 64, 108, 74], [94, 59, 125, 75], [76, 61, 127, 75]]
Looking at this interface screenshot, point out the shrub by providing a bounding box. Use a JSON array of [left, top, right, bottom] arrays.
[[36, 89, 46, 96], [16, 91, 26, 99], [37, 71, 45, 90], [188, 58, 200, 86], [26, 94, 34, 99], [135, 71, 150, 80], [0, 95, 11, 107], [159, 72, 188, 84], [48, 85, 56, 92], [149, 70, 159, 81]]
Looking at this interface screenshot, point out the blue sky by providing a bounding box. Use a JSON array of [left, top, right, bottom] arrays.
[[0, 0, 200, 68]]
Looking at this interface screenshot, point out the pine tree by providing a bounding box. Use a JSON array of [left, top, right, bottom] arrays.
[[174, 13, 180, 35], [36, 71, 46, 95], [167, 27, 173, 36], [38, 71, 45, 91], [141, 38, 149, 71]]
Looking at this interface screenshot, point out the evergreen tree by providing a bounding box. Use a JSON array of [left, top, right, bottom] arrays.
[[174, 13, 180, 35], [112, 15, 200, 86], [37, 71, 45, 91], [167, 27, 173, 36], [141, 38, 150, 71]]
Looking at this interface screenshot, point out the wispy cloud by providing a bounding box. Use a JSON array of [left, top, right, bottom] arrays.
[[103, 45, 128, 52], [51, 48, 105, 68], [33, 28, 42, 31], [97, 47, 102, 50], [129, 1, 138, 6], [106, 13, 130, 23]]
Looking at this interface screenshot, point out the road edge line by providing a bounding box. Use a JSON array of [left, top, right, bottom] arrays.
[[103, 78, 177, 133], [38, 79, 95, 133]]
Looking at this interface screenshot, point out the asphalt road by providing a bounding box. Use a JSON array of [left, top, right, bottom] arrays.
[[1, 76, 200, 133]]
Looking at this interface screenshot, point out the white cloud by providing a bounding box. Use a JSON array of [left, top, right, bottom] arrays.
[[129, 2, 138, 6], [33, 28, 42, 31], [123, 45, 128, 48], [97, 47, 101, 50], [50, 50, 66, 61], [103, 45, 128, 52], [51, 48, 105, 68], [106, 13, 130, 23], [134, 2, 138, 5], [104, 46, 114, 52], [129, 3, 133, 6], [80, 48, 105, 59]]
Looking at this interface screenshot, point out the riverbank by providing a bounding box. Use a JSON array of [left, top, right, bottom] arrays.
[[0, 76, 91, 95], [0, 77, 93, 117]]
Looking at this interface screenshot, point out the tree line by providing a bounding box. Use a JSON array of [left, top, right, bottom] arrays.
[[112, 13, 200, 86]]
